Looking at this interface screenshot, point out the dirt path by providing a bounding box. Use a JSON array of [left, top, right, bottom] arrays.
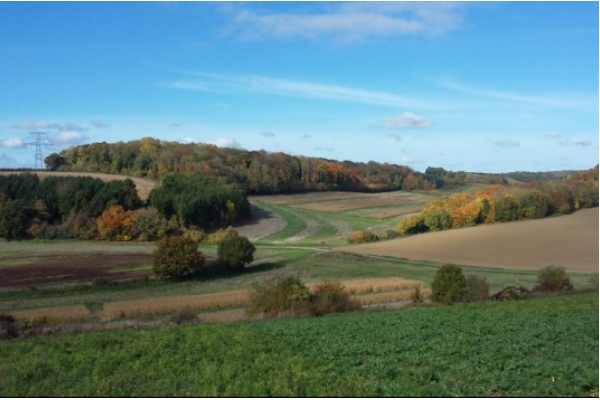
[[283, 215, 320, 243], [236, 204, 287, 242]]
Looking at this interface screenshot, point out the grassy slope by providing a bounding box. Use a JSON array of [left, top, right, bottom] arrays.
[[0, 293, 597, 397]]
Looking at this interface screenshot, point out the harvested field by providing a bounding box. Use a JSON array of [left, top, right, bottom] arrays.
[[235, 204, 287, 242], [300, 198, 427, 213], [0, 254, 152, 287], [355, 288, 432, 305], [102, 290, 250, 320], [0, 171, 158, 200], [364, 206, 424, 219], [10, 305, 90, 323], [307, 277, 423, 294], [256, 191, 411, 206], [343, 208, 600, 273]]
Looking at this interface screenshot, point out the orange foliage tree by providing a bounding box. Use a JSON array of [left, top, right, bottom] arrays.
[[97, 205, 133, 241]]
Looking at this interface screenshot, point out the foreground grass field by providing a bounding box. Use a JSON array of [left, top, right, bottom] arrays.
[[1, 293, 597, 397]]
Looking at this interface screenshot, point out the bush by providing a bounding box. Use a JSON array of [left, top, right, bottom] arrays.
[[310, 281, 361, 316], [535, 265, 573, 292], [464, 274, 490, 302], [183, 226, 206, 244], [361, 230, 379, 243], [0, 313, 19, 340], [380, 229, 400, 240], [409, 286, 425, 304], [491, 286, 530, 301], [347, 231, 365, 244], [431, 264, 468, 304], [205, 226, 239, 245], [247, 276, 311, 317], [152, 236, 205, 279], [217, 236, 256, 271]]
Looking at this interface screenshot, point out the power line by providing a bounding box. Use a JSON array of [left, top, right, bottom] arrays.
[[24, 132, 53, 169]]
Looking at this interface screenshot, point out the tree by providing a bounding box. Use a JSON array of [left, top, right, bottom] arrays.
[[0, 200, 30, 241], [44, 153, 67, 171], [217, 236, 256, 271], [431, 264, 468, 304], [152, 235, 205, 279]]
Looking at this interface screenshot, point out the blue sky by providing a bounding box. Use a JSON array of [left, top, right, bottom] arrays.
[[0, 1, 598, 173]]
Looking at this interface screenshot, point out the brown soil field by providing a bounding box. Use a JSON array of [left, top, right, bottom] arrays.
[[342, 208, 600, 273], [300, 198, 428, 213], [0, 171, 158, 200], [0, 254, 152, 287], [258, 192, 412, 206], [364, 206, 424, 219]]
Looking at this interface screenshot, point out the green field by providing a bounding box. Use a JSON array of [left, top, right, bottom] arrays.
[[1, 293, 597, 397]]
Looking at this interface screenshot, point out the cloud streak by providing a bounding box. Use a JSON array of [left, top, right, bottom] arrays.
[[489, 139, 520, 148], [169, 72, 432, 109], [1, 137, 25, 148]]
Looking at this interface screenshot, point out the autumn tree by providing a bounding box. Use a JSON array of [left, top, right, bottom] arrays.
[[96, 205, 133, 241], [152, 235, 206, 279]]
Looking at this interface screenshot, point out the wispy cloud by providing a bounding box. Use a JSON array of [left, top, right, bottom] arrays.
[[52, 131, 88, 146], [226, 2, 466, 43], [563, 136, 592, 146], [12, 120, 86, 132], [1, 137, 24, 148], [169, 72, 431, 109], [441, 80, 596, 109], [388, 133, 401, 142], [489, 139, 520, 148], [397, 155, 424, 164], [386, 112, 434, 130], [260, 131, 275, 138], [171, 123, 183, 128], [544, 131, 560, 138], [91, 120, 109, 129], [302, 134, 312, 139], [210, 137, 242, 149]]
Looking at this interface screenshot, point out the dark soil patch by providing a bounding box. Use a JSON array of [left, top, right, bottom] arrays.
[[0, 254, 152, 287]]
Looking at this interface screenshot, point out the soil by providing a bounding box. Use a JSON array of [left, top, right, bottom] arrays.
[[236, 204, 287, 242], [0, 254, 153, 287]]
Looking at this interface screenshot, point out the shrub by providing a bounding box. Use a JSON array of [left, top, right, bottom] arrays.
[[247, 276, 311, 317], [396, 215, 426, 236], [217, 236, 256, 271], [152, 235, 205, 279], [183, 226, 206, 244], [361, 230, 379, 243], [491, 286, 530, 301], [380, 229, 400, 240], [348, 231, 365, 244], [535, 265, 573, 292], [409, 286, 425, 304], [310, 281, 361, 316], [431, 264, 468, 304], [0, 313, 19, 340], [205, 226, 239, 245], [464, 274, 490, 302]]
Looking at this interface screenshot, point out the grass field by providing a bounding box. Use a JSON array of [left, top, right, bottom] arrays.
[[343, 208, 599, 273], [0, 293, 596, 397], [0, 171, 158, 200]]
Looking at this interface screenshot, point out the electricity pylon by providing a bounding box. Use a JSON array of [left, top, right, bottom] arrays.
[[25, 132, 53, 169]]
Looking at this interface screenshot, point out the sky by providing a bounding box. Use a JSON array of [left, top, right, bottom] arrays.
[[0, 1, 598, 173]]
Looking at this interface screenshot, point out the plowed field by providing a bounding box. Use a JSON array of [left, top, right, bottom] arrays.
[[300, 198, 427, 212], [0, 171, 158, 200], [364, 206, 424, 219], [342, 208, 599, 273]]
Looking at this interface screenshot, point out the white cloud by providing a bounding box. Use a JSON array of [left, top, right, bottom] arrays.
[[12, 120, 51, 130], [1, 137, 24, 148], [544, 131, 560, 138], [169, 72, 431, 109], [489, 139, 520, 148], [210, 137, 242, 149], [388, 133, 401, 142], [386, 112, 434, 130], [91, 120, 109, 129], [396, 155, 424, 164], [51, 131, 88, 146], [260, 131, 275, 138], [180, 137, 195, 144], [564, 136, 592, 146], [227, 2, 466, 42]]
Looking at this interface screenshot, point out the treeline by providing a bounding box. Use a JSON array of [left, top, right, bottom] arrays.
[[0, 173, 250, 241], [50, 138, 507, 194], [503, 170, 577, 183], [397, 180, 599, 235]]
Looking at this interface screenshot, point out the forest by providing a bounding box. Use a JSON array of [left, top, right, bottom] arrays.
[[49, 138, 508, 194], [0, 173, 249, 241]]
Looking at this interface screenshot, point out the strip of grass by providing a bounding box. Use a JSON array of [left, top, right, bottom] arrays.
[[253, 201, 308, 243], [0, 294, 596, 397]]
